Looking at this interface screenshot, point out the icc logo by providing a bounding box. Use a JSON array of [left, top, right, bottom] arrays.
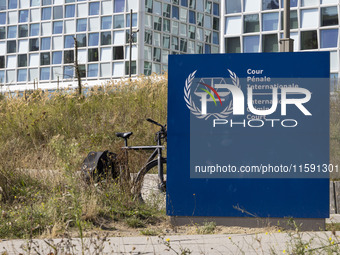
[[184, 69, 312, 121]]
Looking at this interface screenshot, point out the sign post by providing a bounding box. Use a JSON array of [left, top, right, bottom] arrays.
[[167, 52, 330, 230]]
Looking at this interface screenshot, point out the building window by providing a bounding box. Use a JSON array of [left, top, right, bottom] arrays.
[[76, 34, 86, 47], [0, 0, 5, 10], [154, 1, 161, 15], [40, 67, 50, 80], [144, 61, 152, 75], [321, 7, 338, 26], [205, 1, 211, 14], [154, 47, 161, 62], [153, 32, 161, 46], [204, 44, 211, 54], [320, 29, 338, 48], [262, 34, 278, 52], [180, 8, 187, 23], [42, 7, 51, 20], [53, 6, 63, 19], [244, 14, 259, 33], [0, 56, 4, 68], [19, 10, 28, 23], [189, 11, 195, 24], [172, 20, 179, 34], [17, 69, 27, 82], [7, 26, 17, 38], [301, 0, 318, 7], [114, 0, 125, 13], [101, 16, 112, 30], [41, 37, 51, 50], [29, 38, 39, 51], [212, 31, 218, 44], [172, 36, 179, 50], [243, 35, 259, 53], [262, 0, 279, 10], [53, 21, 63, 34], [89, 2, 99, 16], [180, 23, 187, 36], [114, 15, 124, 28], [88, 48, 98, 62], [163, 18, 170, 32], [8, 0, 17, 9], [180, 38, 187, 52], [77, 19, 87, 32], [113, 46, 124, 60], [144, 45, 151, 60], [64, 50, 74, 63], [65, 4, 75, 18], [197, 13, 203, 26], [213, 17, 219, 30], [52, 51, 62, 64], [154, 16, 162, 31], [0, 27, 5, 39], [301, 30, 318, 50], [30, 24, 39, 36], [7, 40, 16, 53], [18, 54, 27, 67], [0, 13, 5, 25], [163, 34, 170, 48], [101, 32, 111, 45], [262, 12, 279, 31], [88, 63, 98, 77], [244, 0, 260, 12], [181, 0, 188, 7], [145, 30, 152, 44], [301, 9, 318, 28], [188, 25, 195, 39], [189, 0, 195, 9], [225, 37, 240, 53], [125, 61, 136, 75], [163, 3, 170, 17], [42, 0, 51, 5], [172, 6, 179, 19], [40, 52, 50, 65], [213, 3, 219, 15], [64, 35, 74, 48], [88, 33, 99, 46], [52, 67, 62, 80]]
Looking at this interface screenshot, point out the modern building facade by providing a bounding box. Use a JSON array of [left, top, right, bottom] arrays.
[[222, 0, 340, 91], [0, 0, 220, 90]]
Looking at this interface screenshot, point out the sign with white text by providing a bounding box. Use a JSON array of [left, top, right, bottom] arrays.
[[167, 52, 330, 218]]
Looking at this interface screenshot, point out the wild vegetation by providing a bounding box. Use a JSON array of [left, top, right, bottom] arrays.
[[0, 74, 167, 239]]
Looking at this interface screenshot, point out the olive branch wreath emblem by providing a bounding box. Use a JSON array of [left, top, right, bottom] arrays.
[[184, 69, 240, 120]]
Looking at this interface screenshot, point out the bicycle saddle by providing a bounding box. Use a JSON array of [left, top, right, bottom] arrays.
[[116, 132, 133, 139]]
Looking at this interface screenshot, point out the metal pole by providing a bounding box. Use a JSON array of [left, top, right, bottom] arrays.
[[280, 0, 294, 52], [129, 9, 132, 79]]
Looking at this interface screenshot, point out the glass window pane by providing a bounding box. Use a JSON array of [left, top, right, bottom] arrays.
[[30, 9, 40, 22], [126, 0, 138, 12], [262, 12, 278, 31], [88, 48, 98, 62], [262, 0, 279, 10], [29, 68, 38, 81], [53, 6, 63, 19], [64, 20, 75, 33], [301, 0, 319, 7], [101, 1, 112, 15], [301, 30, 318, 50], [113, 46, 124, 60], [7, 40, 16, 53], [7, 26, 17, 38], [64, 50, 73, 63], [163, 34, 170, 48], [52, 66, 61, 80], [226, 0, 241, 14], [41, 37, 50, 50], [19, 10, 28, 23], [0, 0, 5, 10], [101, 31, 111, 45], [163, 3, 170, 17], [114, 15, 124, 28], [225, 16, 242, 35], [41, 22, 51, 36], [17, 69, 27, 82], [320, 29, 338, 48], [125, 61, 136, 75], [18, 54, 27, 67], [42, 7, 51, 20], [40, 67, 50, 80], [89, 17, 99, 31], [114, 0, 125, 12], [18, 24, 28, 37], [100, 63, 110, 77], [172, 20, 179, 34], [321, 0, 337, 3], [29, 38, 39, 51], [88, 33, 99, 46], [77, 19, 87, 32], [112, 62, 124, 77], [52, 36, 62, 50], [0, 27, 5, 39], [144, 61, 152, 75], [101, 16, 112, 29], [64, 35, 74, 48], [262, 34, 278, 52], [42, 0, 51, 5], [53, 21, 63, 34], [244, 0, 260, 12], [8, 0, 17, 9], [126, 13, 137, 27], [197, 13, 203, 26], [52, 51, 62, 64], [163, 18, 170, 32], [321, 7, 338, 27], [244, 14, 259, 33], [76, 33, 86, 47], [301, 9, 318, 28], [330, 51, 338, 72], [204, 15, 211, 29], [172, 6, 179, 19], [88, 64, 98, 77], [8, 11, 18, 24], [154, 16, 162, 31], [65, 4, 75, 18], [100, 47, 111, 61], [225, 37, 240, 53], [281, 0, 297, 7], [154, 1, 161, 15], [7, 55, 16, 68], [7, 70, 16, 83], [18, 39, 28, 52], [89, 2, 99, 16], [40, 52, 50, 65], [30, 23, 39, 36], [113, 30, 124, 44], [281, 10, 298, 29], [77, 3, 87, 18], [243, 35, 259, 53], [0, 13, 5, 25], [180, 8, 187, 22]]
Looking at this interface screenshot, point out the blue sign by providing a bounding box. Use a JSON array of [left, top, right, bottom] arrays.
[[167, 52, 330, 218]]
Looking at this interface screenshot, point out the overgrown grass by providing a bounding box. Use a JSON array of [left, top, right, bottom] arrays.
[[0, 75, 167, 239]]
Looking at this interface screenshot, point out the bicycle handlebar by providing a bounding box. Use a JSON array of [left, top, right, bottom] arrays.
[[146, 118, 163, 128]]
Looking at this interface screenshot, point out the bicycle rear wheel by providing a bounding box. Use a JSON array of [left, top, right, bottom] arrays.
[[133, 157, 167, 193]]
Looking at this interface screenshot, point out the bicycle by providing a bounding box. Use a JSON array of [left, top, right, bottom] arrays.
[[115, 118, 167, 194]]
